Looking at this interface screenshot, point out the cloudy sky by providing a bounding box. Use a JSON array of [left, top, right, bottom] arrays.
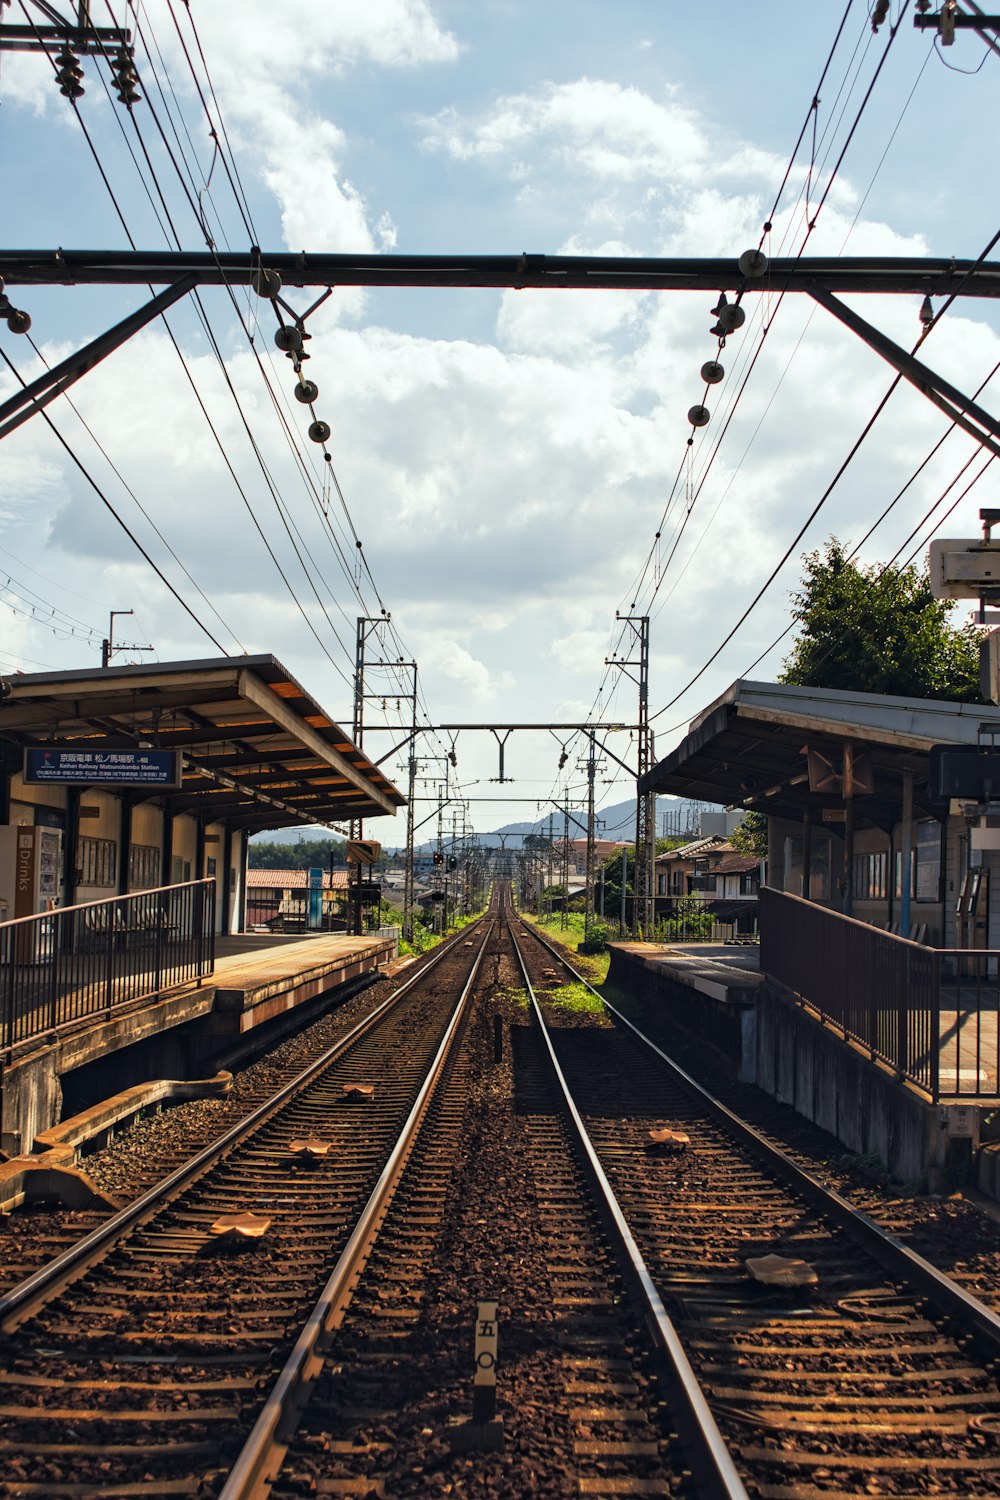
[[2, 1, 999, 846]]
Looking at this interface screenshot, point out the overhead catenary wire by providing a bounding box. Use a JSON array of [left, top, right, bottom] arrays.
[[651, 257, 1000, 725], [590, 1, 897, 732], [0, 343, 230, 652], [27, 14, 362, 689]]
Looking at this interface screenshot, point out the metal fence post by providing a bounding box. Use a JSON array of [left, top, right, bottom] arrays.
[[48, 908, 60, 1032], [104, 899, 116, 1016], [208, 881, 216, 976], [931, 950, 941, 1104]]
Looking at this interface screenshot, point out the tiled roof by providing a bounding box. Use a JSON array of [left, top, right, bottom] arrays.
[[710, 856, 760, 875], [247, 868, 351, 889]]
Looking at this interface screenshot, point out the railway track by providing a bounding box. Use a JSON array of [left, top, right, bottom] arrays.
[[512, 910, 1000, 1498], [260, 886, 742, 1500], [0, 972, 398, 1296], [0, 914, 495, 1496], [5, 888, 1000, 1496]]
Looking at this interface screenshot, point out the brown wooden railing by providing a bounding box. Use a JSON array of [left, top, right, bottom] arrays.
[[1, 880, 215, 1056], [759, 886, 999, 1102]]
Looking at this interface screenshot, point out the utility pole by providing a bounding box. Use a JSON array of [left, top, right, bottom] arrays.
[[402, 666, 418, 944], [353, 613, 419, 939], [101, 608, 152, 669], [608, 614, 653, 937], [561, 803, 570, 930], [585, 733, 597, 940]]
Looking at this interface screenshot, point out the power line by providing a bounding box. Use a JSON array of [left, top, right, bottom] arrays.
[[0, 343, 229, 651]]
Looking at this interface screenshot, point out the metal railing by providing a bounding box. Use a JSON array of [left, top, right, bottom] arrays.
[[1, 880, 216, 1055], [759, 886, 999, 1102]]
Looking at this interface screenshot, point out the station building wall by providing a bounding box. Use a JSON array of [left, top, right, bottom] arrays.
[[0, 776, 248, 936], [766, 812, 946, 945]]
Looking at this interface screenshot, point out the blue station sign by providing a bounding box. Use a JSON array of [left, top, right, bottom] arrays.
[[23, 747, 183, 788]]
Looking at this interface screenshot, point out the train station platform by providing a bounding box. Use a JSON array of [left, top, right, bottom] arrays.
[[1, 931, 395, 1157], [608, 940, 997, 1194]]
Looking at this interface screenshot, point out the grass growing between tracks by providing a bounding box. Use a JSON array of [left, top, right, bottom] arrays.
[[522, 912, 611, 984], [536, 981, 605, 1017]]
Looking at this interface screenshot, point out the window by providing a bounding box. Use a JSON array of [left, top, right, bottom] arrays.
[[78, 835, 116, 887], [783, 834, 831, 900], [128, 843, 160, 890], [915, 820, 941, 902], [657, 873, 666, 896], [853, 851, 888, 900], [894, 821, 941, 903]]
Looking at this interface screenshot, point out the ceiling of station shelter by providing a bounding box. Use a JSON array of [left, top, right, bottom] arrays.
[[0, 655, 405, 832], [640, 680, 1000, 834]]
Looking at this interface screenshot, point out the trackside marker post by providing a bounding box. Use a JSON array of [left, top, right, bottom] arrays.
[[473, 1299, 499, 1422], [448, 1298, 504, 1453]]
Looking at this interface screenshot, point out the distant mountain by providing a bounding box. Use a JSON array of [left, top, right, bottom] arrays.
[[478, 796, 711, 849], [254, 798, 715, 857]]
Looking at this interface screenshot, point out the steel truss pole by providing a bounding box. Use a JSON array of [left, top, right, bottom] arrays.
[[561, 804, 570, 930], [0, 275, 197, 441], [610, 615, 653, 937], [403, 664, 418, 945], [585, 733, 596, 940]]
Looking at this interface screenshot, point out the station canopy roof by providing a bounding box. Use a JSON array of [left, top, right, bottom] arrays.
[[0, 655, 406, 833], [639, 679, 1000, 830]]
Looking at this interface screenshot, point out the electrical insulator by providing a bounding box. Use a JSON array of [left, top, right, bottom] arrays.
[[738, 248, 768, 278], [6, 308, 31, 334], [711, 302, 746, 337], [688, 405, 711, 428], [558, 751, 568, 769], [449, 749, 458, 768], [941, 0, 956, 44], [54, 49, 84, 100], [111, 49, 141, 105], [701, 360, 725, 384], [919, 296, 934, 328], [308, 420, 331, 444], [274, 325, 303, 353], [251, 267, 282, 299], [294, 379, 318, 404]]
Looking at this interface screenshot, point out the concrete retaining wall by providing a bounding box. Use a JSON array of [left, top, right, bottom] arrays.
[[608, 945, 974, 1190], [607, 947, 757, 1082], [753, 981, 969, 1189]]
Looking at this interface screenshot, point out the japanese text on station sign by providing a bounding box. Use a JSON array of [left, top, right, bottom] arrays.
[[23, 747, 182, 788]]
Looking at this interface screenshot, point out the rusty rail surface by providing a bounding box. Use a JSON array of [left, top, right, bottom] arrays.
[[508, 899, 750, 1500], [519, 912, 1000, 1363]]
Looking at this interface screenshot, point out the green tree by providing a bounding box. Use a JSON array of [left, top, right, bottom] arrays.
[[729, 810, 767, 859], [781, 540, 982, 702], [248, 838, 347, 870]]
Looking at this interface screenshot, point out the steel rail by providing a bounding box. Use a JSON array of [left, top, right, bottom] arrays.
[[506, 895, 749, 1500], [219, 916, 496, 1500], [0, 914, 486, 1334], [2, 250, 1000, 296], [517, 915, 1000, 1363]]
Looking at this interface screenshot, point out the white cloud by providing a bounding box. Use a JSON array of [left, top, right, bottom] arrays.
[[4, 26, 999, 832]]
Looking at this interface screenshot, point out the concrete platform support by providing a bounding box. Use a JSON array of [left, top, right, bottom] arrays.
[[753, 982, 968, 1190], [1, 934, 394, 1157], [608, 944, 973, 1191], [607, 945, 759, 1082]]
